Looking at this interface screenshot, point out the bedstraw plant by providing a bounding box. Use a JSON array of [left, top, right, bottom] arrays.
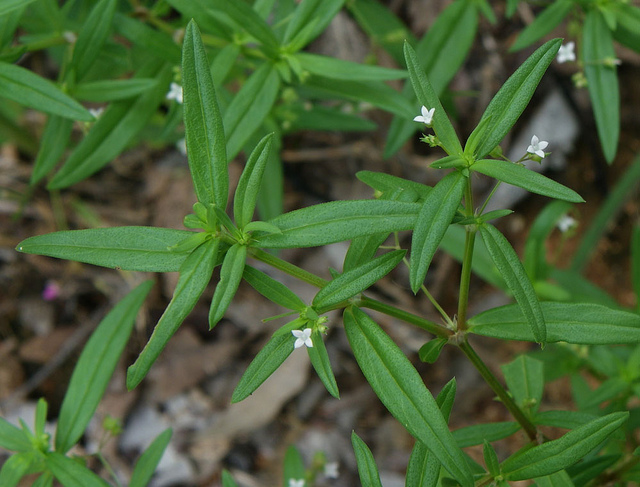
[[8, 19, 640, 487]]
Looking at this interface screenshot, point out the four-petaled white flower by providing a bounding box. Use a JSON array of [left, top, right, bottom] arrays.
[[324, 462, 339, 479], [289, 479, 305, 487], [557, 42, 576, 64], [527, 135, 548, 159], [557, 214, 577, 233], [89, 107, 104, 119], [413, 105, 435, 125], [292, 328, 313, 348], [166, 82, 183, 104]]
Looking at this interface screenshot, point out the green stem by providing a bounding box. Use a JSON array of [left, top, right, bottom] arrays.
[[459, 338, 538, 442], [250, 248, 328, 288], [456, 228, 476, 332], [359, 296, 453, 338]]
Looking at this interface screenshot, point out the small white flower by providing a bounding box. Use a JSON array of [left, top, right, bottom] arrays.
[[557, 42, 576, 63], [289, 479, 305, 487], [166, 82, 183, 104], [63, 31, 77, 44], [413, 105, 435, 125], [176, 138, 187, 156], [527, 135, 548, 159], [557, 214, 577, 233], [89, 107, 104, 119], [324, 462, 339, 479], [292, 328, 313, 349]]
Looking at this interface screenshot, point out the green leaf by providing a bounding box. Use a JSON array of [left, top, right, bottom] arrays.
[[32, 473, 54, 487], [74, 78, 159, 102], [0, 452, 36, 487], [502, 356, 544, 416], [479, 223, 546, 344], [224, 63, 280, 160], [113, 13, 181, 64], [484, 441, 500, 477], [48, 60, 171, 189], [283, 0, 344, 47], [510, 0, 573, 51], [55, 281, 153, 452], [410, 171, 466, 293], [533, 411, 598, 430], [182, 20, 228, 209], [209, 243, 247, 328], [469, 38, 562, 159], [232, 332, 294, 402], [344, 307, 474, 486], [127, 240, 217, 390], [612, 3, 640, 52], [285, 103, 376, 132], [16, 227, 195, 272], [0, 0, 38, 15], [471, 159, 583, 203], [296, 52, 407, 81], [129, 429, 173, 487], [282, 445, 305, 487], [534, 469, 575, 487], [257, 200, 421, 248], [46, 452, 110, 487], [356, 170, 431, 200], [453, 422, 520, 448], [565, 455, 618, 486], [633, 225, 640, 309], [501, 412, 628, 480], [69, 0, 116, 81], [242, 265, 306, 311], [30, 115, 73, 185], [234, 133, 274, 229], [0, 4, 24, 51], [418, 338, 447, 364], [0, 62, 92, 121], [308, 330, 339, 398], [313, 250, 406, 310], [583, 9, 619, 163], [469, 302, 640, 344], [351, 432, 384, 487], [403, 42, 463, 156], [221, 470, 239, 487], [0, 417, 30, 452]]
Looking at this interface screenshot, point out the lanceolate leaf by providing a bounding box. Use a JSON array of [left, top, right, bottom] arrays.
[[46, 452, 110, 487], [30, 115, 73, 185], [55, 281, 153, 453], [583, 9, 619, 163], [404, 42, 463, 156], [313, 250, 406, 310], [501, 412, 628, 480], [356, 170, 431, 200], [74, 78, 159, 102], [182, 20, 228, 208], [257, 200, 421, 248], [410, 171, 466, 293], [0, 417, 30, 452], [479, 223, 546, 344], [127, 240, 218, 390], [113, 13, 181, 64], [242, 265, 306, 311], [16, 227, 195, 272], [308, 330, 339, 398], [351, 433, 384, 487], [0, 62, 92, 121], [0, 0, 38, 15], [296, 52, 407, 81], [0, 452, 35, 487], [453, 422, 521, 448], [501, 355, 544, 415], [129, 429, 173, 487], [469, 302, 640, 344], [209, 243, 247, 328], [231, 332, 294, 403], [283, 0, 344, 46], [469, 38, 562, 159], [471, 159, 583, 203], [344, 307, 474, 486], [510, 0, 573, 52]]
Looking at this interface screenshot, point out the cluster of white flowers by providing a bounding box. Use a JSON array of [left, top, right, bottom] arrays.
[[166, 82, 183, 104]]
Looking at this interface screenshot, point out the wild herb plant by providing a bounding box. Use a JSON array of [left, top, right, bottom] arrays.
[[11, 18, 640, 485], [508, 0, 640, 164]]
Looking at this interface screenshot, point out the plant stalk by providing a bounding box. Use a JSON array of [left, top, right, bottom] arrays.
[[456, 227, 476, 332], [250, 248, 328, 288]]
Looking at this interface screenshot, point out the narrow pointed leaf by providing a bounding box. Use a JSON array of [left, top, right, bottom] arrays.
[[469, 302, 640, 344], [484, 442, 500, 477], [283, 445, 306, 486], [453, 422, 520, 448], [308, 330, 339, 398], [0, 0, 37, 15], [183, 20, 228, 208], [0, 62, 92, 121], [129, 429, 173, 487], [257, 200, 421, 248], [31, 115, 73, 185], [222, 470, 239, 487], [351, 432, 384, 487], [404, 42, 463, 156], [113, 13, 181, 63], [55, 281, 153, 452], [70, 0, 116, 80], [234, 133, 274, 229], [210, 0, 279, 53], [74, 78, 159, 102], [583, 9, 619, 163], [479, 223, 546, 344], [356, 170, 431, 200], [242, 265, 306, 311], [283, 0, 344, 46], [46, 452, 110, 487], [232, 332, 294, 402], [16, 227, 195, 272], [510, 0, 573, 52], [533, 469, 575, 487], [501, 355, 544, 415], [296, 52, 407, 81], [472, 159, 583, 202], [209, 243, 247, 328], [469, 38, 562, 159], [0, 417, 30, 451], [410, 171, 466, 293], [344, 307, 474, 486], [313, 250, 406, 310], [501, 412, 628, 480], [127, 240, 217, 390], [0, 452, 34, 487]]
